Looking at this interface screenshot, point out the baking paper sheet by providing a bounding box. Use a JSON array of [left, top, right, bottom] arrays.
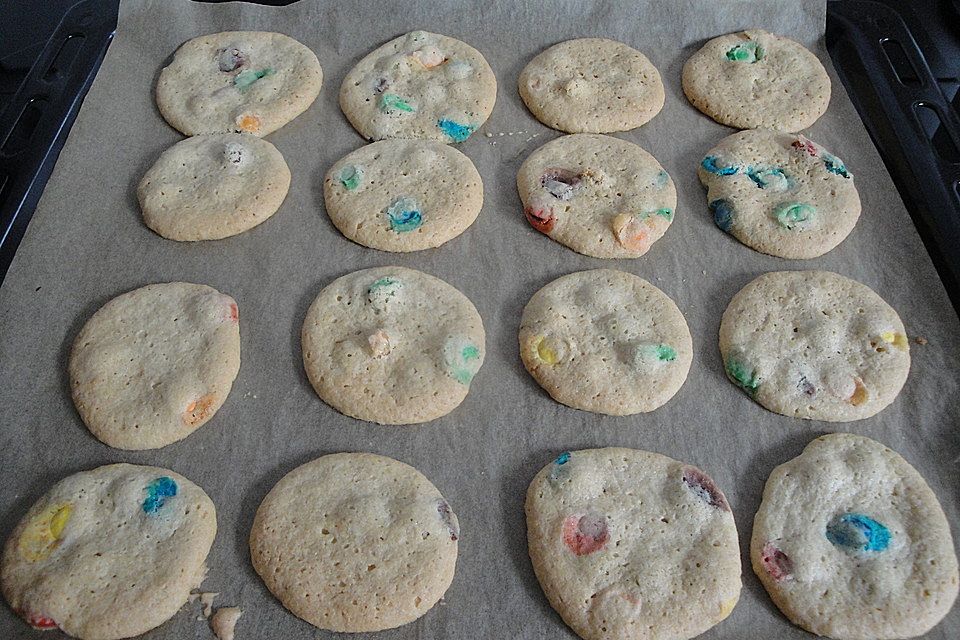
[[1, 0, 958, 637]]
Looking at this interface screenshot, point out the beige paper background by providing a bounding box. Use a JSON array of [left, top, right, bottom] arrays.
[[0, 0, 957, 638]]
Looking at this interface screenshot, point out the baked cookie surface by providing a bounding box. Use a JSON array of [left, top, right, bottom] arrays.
[[156, 31, 322, 137], [69, 282, 241, 449], [1, 464, 216, 640], [518, 38, 664, 133], [699, 129, 860, 259], [526, 448, 741, 640], [249, 453, 459, 632], [519, 269, 691, 415], [324, 139, 482, 251], [301, 266, 484, 424], [339, 30, 496, 143], [752, 434, 959, 640], [517, 134, 676, 259], [139, 133, 291, 241], [682, 29, 830, 132], [719, 271, 909, 422]]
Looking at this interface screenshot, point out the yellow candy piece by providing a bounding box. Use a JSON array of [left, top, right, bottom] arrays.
[[849, 378, 869, 406], [19, 503, 73, 562], [880, 331, 908, 350], [718, 596, 738, 620], [535, 336, 559, 365]]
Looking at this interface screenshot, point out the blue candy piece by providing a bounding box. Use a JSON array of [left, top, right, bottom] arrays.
[[821, 152, 851, 178], [555, 451, 571, 466], [549, 451, 572, 483], [701, 155, 739, 176], [747, 166, 790, 191], [142, 477, 178, 515], [709, 199, 735, 232], [826, 513, 891, 552], [385, 197, 422, 232], [437, 119, 475, 142]]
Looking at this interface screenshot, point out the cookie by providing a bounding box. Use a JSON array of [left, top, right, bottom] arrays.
[[69, 282, 241, 450], [719, 271, 910, 422], [519, 269, 692, 415], [249, 452, 458, 632], [1, 463, 216, 639], [156, 31, 322, 137], [682, 29, 830, 132], [138, 133, 291, 241], [323, 139, 482, 252], [301, 266, 484, 424], [518, 38, 664, 133], [526, 448, 741, 640], [339, 30, 496, 143], [752, 434, 959, 639], [699, 129, 860, 259], [517, 134, 676, 258]]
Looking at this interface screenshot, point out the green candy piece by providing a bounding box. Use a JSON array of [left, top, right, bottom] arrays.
[[339, 164, 363, 190], [773, 202, 816, 230], [726, 359, 760, 395], [655, 344, 677, 362], [653, 208, 673, 221], [726, 42, 763, 63], [444, 338, 481, 384], [367, 277, 402, 306], [234, 68, 273, 90], [379, 93, 415, 113]]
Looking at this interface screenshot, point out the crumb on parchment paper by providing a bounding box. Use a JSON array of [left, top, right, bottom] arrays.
[[211, 607, 243, 640]]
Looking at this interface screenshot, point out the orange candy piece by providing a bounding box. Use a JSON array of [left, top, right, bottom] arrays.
[[184, 394, 216, 426], [235, 113, 261, 134]]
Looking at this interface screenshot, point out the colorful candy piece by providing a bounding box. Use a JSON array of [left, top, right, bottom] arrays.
[[534, 336, 560, 365], [540, 168, 582, 201], [184, 394, 216, 426], [682, 466, 730, 511], [228, 302, 239, 323], [235, 113, 261, 134], [142, 476, 178, 515], [233, 68, 273, 90], [747, 166, 790, 191], [562, 514, 609, 556], [792, 135, 819, 157], [216, 47, 246, 72], [22, 611, 58, 630], [655, 169, 670, 188], [339, 164, 363, 191], [367, 276, 402, 307], [385, 196, 422, 232], [773, 202, 816, 230], [524, 203, 556, 234], [437, 500, 459, 541], [549, 451, 572, 483], [726, 41, 763, 63], [726, 357, 759, 395], [379, 93, 416, 113], [635, 343, 677, 367], [719, 597, 737, 620], [880, 331, 908, 350], [443, 337, 481, 384], [437, 118, 475, 142], [821, 151, 851, 178], [760, 541, 793, 581], [826, 513, 891, 552], [18, 503, 73, 562], [701, 155, 740, 176], [612, 213, 650, 252], [367, 329, 391, 358], [710, 199, 735, 232], [849, 377, 869, 406]]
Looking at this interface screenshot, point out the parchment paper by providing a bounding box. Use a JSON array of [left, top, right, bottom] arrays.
[[1, 1, 958, 638]]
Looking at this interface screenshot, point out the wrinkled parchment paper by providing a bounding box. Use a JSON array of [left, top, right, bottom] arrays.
[[1, 0, 958, 637]]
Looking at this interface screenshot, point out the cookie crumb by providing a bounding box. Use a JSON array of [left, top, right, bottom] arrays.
[[211, 607, 242, 640], [914, 336, 927, 345], [199, 592, 219, 618], [485, 132, 493, 138]]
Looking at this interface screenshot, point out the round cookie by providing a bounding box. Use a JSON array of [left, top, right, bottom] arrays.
[[339, 30, 496, 143], [301, 266, 484, 424], [156, 31, 322, 137], [1, 463, 216, 639], [323, 139, 482, 251], [526, 448, 741, 640], [138, 133, 291, 241], [517, 134, 676, 259], [69, 282, 241, 450], [682, 29, 830, 132], [699, 129, 860, 259], [518, 38, 665, 133], [719, 271, 910, 422], [249, 453, 459, 632], [519, 269, 692, 415], [752, 434, 959, 639]]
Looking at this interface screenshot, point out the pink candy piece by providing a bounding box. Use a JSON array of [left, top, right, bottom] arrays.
[[792, 135, 819, 158], [682, 466, 730, 512], [562, 514, 609, 556], [760, 541, 793, 581]]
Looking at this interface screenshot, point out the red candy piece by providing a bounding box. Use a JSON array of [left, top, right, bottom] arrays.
[[229, 302, 239, 322], [562, 514, 609, 556], [760, 541, 793, 581], [524, 204, 556, 234], [682, 466, 730, 512], [22, 611, 58, 630], [792, 136, 818, 158]]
